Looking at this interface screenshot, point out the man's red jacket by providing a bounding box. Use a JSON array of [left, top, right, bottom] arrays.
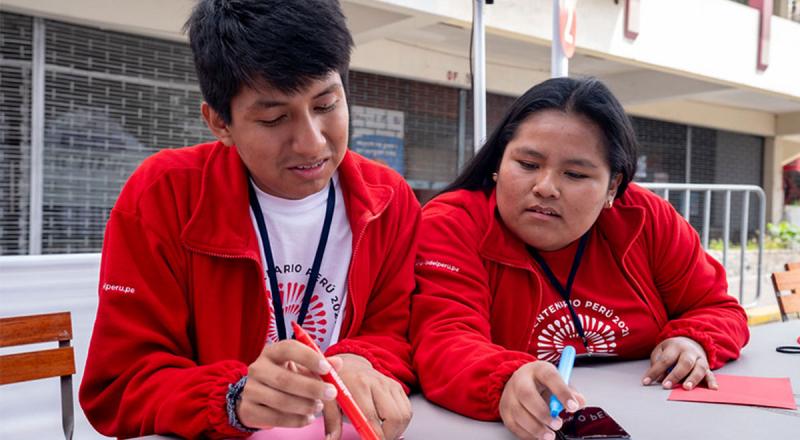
[[79, 142, 420, 438]]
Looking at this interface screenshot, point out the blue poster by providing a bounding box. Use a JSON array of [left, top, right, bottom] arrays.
[[352, 134, 405, 175]]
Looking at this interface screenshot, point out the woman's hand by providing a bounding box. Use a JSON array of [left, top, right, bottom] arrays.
[[642, 336, 717, 390], [499, 361, 585, 440], [236, 339, 339, 429], [322, 354, 411, 440]]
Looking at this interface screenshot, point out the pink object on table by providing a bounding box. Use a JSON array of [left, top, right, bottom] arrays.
[[243, 417, 361, 440], [668, 374, 797, 410], [290, 322, 380, 440]]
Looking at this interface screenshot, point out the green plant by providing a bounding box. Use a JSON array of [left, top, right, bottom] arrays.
[[766, 221, 800, 249], [708, 239, 777, 251], [707, 224, 799, 251]]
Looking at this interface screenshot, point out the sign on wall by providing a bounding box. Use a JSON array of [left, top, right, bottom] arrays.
[[350, 105, 405, 175], [749, 0, 773, 71], [625, 0, 640, 40], [559, 0, 577, 58]]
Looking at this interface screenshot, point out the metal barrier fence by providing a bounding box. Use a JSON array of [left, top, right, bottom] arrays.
[[639, 183, 766, 306]]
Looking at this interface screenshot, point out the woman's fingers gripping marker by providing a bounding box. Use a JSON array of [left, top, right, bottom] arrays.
[[549, 345, 577, 418]]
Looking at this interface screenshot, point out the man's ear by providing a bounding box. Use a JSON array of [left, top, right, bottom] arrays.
[[201, 102, 235, 146]]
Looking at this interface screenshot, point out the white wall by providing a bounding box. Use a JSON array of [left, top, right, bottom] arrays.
[[0, 0, 193, 42], [368, 0, 800, 99], [625, 99, 775, 137], [3, 0, 799, 101], [0, 254, 108, 439]]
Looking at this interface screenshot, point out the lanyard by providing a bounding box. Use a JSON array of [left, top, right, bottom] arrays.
[[248, 179, 335, 341], [529, 231, 590, 346]]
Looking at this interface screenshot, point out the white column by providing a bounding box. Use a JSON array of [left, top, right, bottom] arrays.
[[29, 17, 45, 255], [472, 0, 487, 152], [551, 0, 569, 78]]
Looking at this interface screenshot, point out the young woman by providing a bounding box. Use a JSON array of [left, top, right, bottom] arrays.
[[411, 77, 748, 440]]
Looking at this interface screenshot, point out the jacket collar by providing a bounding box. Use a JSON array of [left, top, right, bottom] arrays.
[[478, 188, 646, 270], [181, 144, 393, 258], [596, 188, 646, 259], [336, 150, 394, 228]]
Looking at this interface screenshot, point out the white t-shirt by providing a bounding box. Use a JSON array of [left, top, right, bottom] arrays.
[[250, 173, 352, 351]]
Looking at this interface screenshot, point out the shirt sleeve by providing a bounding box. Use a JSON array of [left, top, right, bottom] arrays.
[[410, 197, 535, 421], [646, 194, 750, 369], [79, 208, 249, 439]]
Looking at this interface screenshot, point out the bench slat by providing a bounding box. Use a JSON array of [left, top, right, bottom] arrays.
[[0, 347, 76, 385], [0, 312, 73, 347]]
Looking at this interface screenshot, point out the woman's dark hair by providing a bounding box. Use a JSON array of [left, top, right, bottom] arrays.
[[443, 77, 638, 199], [185, 0, 354, 124]]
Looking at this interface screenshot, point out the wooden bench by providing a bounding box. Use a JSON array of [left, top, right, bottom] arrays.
[[771, 264, 800, 322], [0, 312, 75, 439]]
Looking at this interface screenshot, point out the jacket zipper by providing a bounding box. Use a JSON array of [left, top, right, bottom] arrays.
[[184, 246, 272, 353], [341, 210, 384, 339]]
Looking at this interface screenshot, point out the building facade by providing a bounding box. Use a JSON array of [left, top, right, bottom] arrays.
[[1, 0, 799, 256]]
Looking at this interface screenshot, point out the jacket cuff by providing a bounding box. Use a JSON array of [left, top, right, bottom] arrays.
[[325, 340, 409, 394], [658, 326, 719, 369], [483, 358, 533, 420], [206, 363, 250, 439]]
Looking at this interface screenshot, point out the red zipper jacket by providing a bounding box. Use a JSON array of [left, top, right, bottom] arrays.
[[410, 184, 748, 421], [79, 141, 420, 438]]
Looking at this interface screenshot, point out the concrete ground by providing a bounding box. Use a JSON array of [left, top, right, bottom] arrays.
[[736, 273, 788, 325], [712, 249, 796, 325]]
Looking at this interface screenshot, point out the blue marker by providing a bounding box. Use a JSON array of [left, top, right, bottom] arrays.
[[549, 345, 577, 418]]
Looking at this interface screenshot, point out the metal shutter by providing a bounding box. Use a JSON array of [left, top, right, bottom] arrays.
[[0, 12, 33, 255], [40, 19, 210, 253]]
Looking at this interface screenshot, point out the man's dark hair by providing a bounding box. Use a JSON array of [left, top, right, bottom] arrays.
[[443, 77, 639, 199], [185, 0, 354, 123]]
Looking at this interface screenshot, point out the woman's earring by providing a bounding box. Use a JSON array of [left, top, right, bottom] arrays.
[[491, 172, 498, 182], [607, 198, 614, 208]]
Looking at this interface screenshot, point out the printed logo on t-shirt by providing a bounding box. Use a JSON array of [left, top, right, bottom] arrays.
[[265, 266, 345, 347], [250, 174, 352, 352], [531, 299, 631, 362]]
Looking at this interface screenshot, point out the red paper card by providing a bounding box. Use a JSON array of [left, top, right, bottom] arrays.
[[668, 374, 797, 410]]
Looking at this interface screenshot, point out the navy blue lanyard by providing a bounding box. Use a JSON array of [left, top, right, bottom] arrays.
[[529, 232, 591, 346], [247, 179, 335, 341]]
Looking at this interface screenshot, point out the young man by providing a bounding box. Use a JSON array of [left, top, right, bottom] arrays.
[[79, 1, 418, 438]]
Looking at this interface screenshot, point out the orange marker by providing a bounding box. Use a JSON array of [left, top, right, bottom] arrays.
[[291, 321, 381, 440]]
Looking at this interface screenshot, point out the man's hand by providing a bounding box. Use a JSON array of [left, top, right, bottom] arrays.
[[499, 361, 585, 440], [236, 340, 339, 429], [642, 336, 717, 390], [322, 354, 411, 440]]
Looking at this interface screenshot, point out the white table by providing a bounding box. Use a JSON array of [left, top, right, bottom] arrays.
[[407, 320, 800, 439], [138, 321, 800, 439]]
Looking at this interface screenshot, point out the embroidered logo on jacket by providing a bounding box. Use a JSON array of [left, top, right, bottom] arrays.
[[101, 283, 135, 294], [415, 259, 460, 273]]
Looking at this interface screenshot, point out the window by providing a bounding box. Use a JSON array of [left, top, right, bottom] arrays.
[[0, 12, 211, 255]]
